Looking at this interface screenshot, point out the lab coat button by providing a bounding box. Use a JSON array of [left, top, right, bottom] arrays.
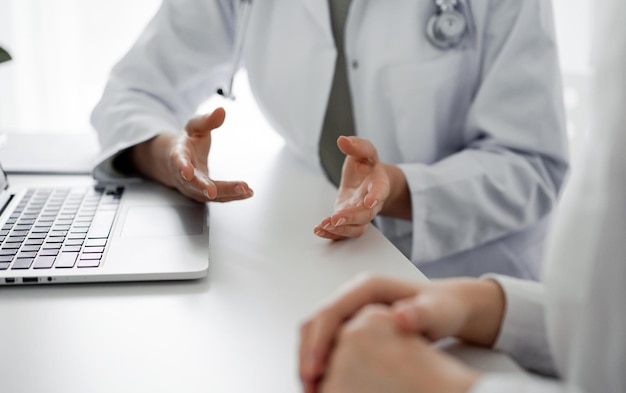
[[351, 60, 359, 69]]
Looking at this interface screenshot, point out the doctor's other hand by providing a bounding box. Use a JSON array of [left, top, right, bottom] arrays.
[[314, 136, 410, 240], [316, 305, 480, 393], [129, 107, 253, 203], [299, 275, 505, 392]]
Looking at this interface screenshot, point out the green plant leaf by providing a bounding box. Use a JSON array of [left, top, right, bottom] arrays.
[[0, 46, 12, 64]]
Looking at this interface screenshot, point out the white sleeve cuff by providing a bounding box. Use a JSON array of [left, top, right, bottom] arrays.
[[481, 274, 558, 376]]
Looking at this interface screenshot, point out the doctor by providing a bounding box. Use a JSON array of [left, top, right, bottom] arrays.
[[92, 0, 568, 279], [299, 2, 626, 391]]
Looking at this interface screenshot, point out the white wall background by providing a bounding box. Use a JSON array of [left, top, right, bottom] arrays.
[[0, 0, 162, 134], [0, 0, 593, 154]]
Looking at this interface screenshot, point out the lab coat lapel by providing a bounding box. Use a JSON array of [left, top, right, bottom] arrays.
[[301, 0, 333, 45]]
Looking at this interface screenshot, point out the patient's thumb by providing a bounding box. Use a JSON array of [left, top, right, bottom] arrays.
[[391, 299, 429, 335]]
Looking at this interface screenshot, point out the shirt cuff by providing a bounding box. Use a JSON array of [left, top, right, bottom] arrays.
[[481, 274, 557, 376]]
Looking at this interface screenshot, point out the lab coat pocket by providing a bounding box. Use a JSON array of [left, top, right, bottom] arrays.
[[381, 53, 473, 164]]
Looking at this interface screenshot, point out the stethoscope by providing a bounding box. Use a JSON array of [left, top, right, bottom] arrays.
[[426, 0, 469, 50], [218, 0, 469, 100]]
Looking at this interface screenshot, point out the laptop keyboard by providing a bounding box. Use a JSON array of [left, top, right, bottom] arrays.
[[0, 186, 123, 271]]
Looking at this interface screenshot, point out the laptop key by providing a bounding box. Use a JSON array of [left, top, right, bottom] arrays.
[[0, 262, 10, 270], [55, 252, 78, 268], [79, 253, 102, 260], [64, 239, 83, 246], [12, 258, 34, 269], [82, 246, 105, 253], [77, 259, 100, 268], [1, 243, 21, 250], [33, 255, 56, 269], [17, 218, 36, 225], [85, 238, 107, 247], [21, 245, 41, 252]]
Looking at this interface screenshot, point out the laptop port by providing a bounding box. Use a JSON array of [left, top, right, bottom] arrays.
[[5, 277, 15, 284], [22, 277, 38, 283]]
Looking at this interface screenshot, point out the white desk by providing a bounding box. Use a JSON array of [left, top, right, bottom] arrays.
[[0, 133, 521, 392]]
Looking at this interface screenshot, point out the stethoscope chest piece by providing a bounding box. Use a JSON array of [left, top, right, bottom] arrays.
[[426, 0, 467, 50]]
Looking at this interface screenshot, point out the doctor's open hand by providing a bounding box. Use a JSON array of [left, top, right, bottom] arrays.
[[129, 107, 253, 203], [299, 275, 505, 393], [314, 136, 411, 240]]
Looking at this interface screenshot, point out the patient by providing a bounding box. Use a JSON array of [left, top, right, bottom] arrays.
[[298, 2, 626, 392]]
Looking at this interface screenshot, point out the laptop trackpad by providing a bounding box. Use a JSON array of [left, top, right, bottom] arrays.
[[120, 206, 204, 237]]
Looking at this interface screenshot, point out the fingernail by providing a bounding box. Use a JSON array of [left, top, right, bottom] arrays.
[[235, 185, 245, 195], [369, 200, 379, 209], [203, 190, 210, 199], [180, 171, 189, 181], [336, 218, 346, 226]]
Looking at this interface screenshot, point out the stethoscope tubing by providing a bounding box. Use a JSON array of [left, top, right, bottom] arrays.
[[217, 0, 253, 100]]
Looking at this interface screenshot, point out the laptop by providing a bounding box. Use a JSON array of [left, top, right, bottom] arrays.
[[0, 161, 210, 285]]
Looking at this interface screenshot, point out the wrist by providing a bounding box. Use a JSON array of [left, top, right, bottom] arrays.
[[456, 280, 506, 347], [380, 163, 412, 220], [130, 134, 177, 186]]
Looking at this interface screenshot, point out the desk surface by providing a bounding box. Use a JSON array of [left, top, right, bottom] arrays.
[[0, 129, 521, 392]]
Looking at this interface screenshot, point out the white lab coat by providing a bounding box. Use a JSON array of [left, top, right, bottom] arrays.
[[91, 0, 569, 279], [470, 1, 626, 391]]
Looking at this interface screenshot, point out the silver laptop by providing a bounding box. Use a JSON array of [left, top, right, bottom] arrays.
[[0, 162, 210, 285]]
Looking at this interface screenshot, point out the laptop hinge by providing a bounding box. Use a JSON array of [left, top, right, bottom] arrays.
[[0, 192, 14, 217]]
